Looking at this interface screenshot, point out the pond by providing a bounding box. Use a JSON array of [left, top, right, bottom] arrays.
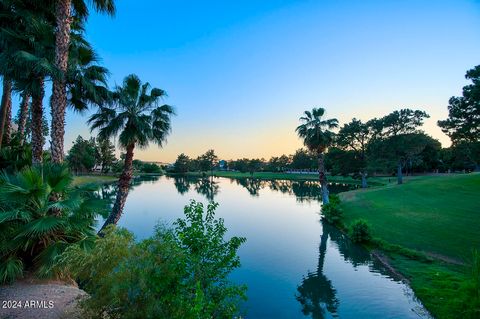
[[100, 176, 431, 319]]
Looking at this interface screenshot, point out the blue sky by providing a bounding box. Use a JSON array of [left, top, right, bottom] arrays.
[[9, 0, 480, 161]]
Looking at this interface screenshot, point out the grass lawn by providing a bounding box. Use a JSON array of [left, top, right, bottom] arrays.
[[340, 173, 480, 262], [72, 175, 118, 186], [176, 170, 386, 185], [339, 173, 480, 318]]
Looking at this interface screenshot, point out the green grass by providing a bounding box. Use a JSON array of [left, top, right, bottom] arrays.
[[340, 173, 480, 262], [339, 173, 480, 318], [72, 175, 118, 186], [171, 170, 386, 185]]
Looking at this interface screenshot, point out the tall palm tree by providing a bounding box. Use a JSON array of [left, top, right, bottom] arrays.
[[50, 0, 115, 163], [296, 108, 338, 204], [17, 92, 30, 145], [88, 74, 175, 232], [0, 77, 12, 148]]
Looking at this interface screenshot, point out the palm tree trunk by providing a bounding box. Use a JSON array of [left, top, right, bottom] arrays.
[[317, 152, 329, 204], [50, 0, 72, 163], [18, 93, 30, 145], [397, 161, 403, 184], [0, 78, 12, 149], [31, 78, 45, 165], [99, 142, 135, 234]]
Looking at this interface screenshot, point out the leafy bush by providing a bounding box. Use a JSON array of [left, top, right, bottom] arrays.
[[58, 200, 247, 319], [349, 219, 372, 243], [321, 194, 343, 225], [0, 164, 109, 283]]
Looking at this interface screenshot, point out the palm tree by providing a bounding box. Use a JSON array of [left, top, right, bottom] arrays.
[[0, 78, 12, 148], [17, 92, 30, 145], [88, 74, 175, 232], [50, 0, 115, 163], [0, 164, 109, 283], [296, 108, 338, 204]]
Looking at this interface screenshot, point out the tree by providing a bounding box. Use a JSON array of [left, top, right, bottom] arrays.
[[88, 74, 174, 232], [50, 0, 115, 163], [96, 137, 116, 173], [438, 65, 480, 144], [173, 153, 191, 173], [296, 108, 338, 204], [376, 109, 430, 184], [266, 155, 290, 172], [336, 118, 376, 188], [290, 148, 316, 170], [198, 149, 218, 173], [66, 135, 97, 173]]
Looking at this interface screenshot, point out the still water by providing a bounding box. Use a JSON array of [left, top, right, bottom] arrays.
[[100, 176, 430, 319]]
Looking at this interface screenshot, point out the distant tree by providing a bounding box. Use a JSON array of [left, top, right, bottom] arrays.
[[296, 108, 338, 204], [336, 118, 375, 188], [140, 162, 162, 174], [266, 155, 290, 172], [89, 74, 174, 232], [247, 158, 265, 176], [198, 149, 218, 173], [375, 109, 430, 184], [290, 149, 316, 170], [229, 158, 250, 173], [66, 136, 97, 173], [96, 137, 116, 173], [173, 153, 191, 173]]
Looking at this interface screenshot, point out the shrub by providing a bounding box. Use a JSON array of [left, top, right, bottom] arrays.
[[58, 200, 247, 319], [0, 164, 109, 283], [321, 194, 343, 225], [349, 219, 372, 243]]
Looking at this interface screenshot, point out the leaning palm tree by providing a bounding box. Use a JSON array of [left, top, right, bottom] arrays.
[[296, 108, 338, 204], [89, 74, 175, 232], [50, 0, 115, 163]]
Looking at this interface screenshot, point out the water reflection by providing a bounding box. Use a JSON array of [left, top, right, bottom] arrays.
[[297, 221, 339, 318], [97, 176, 430, 318]]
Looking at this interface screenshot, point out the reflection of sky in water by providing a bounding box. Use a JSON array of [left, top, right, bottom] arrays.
[[101, 176, 431, 319]]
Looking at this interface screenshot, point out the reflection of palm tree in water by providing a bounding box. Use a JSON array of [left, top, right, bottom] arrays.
[[296, 221, 339, 318], [296, 220, 373, 318]]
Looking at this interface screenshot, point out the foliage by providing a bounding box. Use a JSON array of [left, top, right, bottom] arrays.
[[438, 65, 480, 144], [58, 200, 246, 319], [88, 74, 175, 150], [173, 153, 192, 173], [95, 137, 116, 173], [321, 194, 343, 225], [349, 219, 371, 243], [13, 103, 49, 142], [296, 108, 338, 154], [139, 162, 162, 174], [290, 148, 316, 170], [197, 149, 218, 172], [66, 135, 97, 173], [0, 164, 109, 283]]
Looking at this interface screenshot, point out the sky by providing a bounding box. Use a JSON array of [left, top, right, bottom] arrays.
[[8, 0, 480, 162]]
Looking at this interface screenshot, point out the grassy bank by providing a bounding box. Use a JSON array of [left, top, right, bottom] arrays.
[[72, 175, 118, 186], [171, 170, 387, 185], [339, 173, 480, 318]]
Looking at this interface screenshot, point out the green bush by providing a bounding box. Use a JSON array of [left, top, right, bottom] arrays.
[[58, 200, 247, 319], [321, 194, 343, 225], [0, 164, 109, 283], [349, 219, 372, 243]]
